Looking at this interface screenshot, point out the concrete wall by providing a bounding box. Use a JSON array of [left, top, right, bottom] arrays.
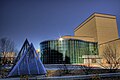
[[99, 39, 120, 60], [74, 14, 98, 42], [95, 14, 119, 44]]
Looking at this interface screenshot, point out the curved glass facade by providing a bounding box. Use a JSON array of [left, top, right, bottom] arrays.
[[40, 39, 98, 64]]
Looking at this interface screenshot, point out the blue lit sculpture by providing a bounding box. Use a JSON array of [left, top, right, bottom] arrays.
[[8, 40, 46, 77], [15, 39, 30, 63]]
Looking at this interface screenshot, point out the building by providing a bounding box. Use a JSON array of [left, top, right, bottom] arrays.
[[0, 52, 16, 66], [40, 39, 98, 64], [74, 13, 119, 56], [40, 13, 120, 65]]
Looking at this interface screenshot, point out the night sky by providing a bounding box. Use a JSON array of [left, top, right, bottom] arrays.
[[0, 0, 120, 50]]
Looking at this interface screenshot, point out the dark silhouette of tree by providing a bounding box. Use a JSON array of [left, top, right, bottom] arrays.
[[42, 47, 71, 75], [42, 48, 71, 64], [65, 56, 70, 64], [43, 49, 63, 64]]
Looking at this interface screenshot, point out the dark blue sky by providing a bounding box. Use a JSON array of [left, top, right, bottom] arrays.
[[0, 0, 120, 50]]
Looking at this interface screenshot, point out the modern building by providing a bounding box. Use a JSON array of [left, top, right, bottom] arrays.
[[40, 13, 120, 65], [40, 39, 98, 64]]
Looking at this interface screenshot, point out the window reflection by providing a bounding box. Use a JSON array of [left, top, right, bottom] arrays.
[[40, 39, 98, 64]]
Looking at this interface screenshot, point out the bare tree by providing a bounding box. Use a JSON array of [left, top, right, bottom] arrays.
[[0, 37, 17, 78], [99, 44, 120, 72], [0, 38, 16, 62]]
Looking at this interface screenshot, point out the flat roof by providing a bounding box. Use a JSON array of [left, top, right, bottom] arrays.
[[61, 35, 96, 42], [74, 12, 116, 32]]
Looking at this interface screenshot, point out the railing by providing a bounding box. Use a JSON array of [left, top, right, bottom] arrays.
[[36, 72, 120, 80], [1, 72, 120, 80]]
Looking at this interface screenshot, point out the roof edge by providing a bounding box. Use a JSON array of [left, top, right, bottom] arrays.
[[74, 12, 116, 32]]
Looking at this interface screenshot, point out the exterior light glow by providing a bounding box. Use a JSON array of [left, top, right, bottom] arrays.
[[36, 49, 40, 53], [59, 38, 63, 41]]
